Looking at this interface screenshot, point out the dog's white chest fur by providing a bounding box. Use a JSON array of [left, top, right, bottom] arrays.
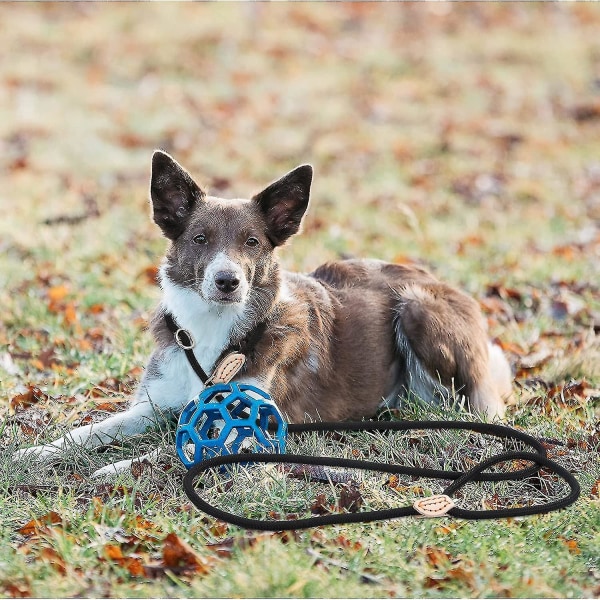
[[160, 265, 245, 375]]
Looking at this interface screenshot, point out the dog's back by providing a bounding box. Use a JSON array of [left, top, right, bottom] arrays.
[[261, 258, 508, 421]]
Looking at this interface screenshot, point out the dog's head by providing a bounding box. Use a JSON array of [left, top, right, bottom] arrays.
[[150, 150, 312, 308]]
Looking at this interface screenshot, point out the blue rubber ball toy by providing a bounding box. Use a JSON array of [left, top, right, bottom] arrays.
[[175, 382, 287, 468]]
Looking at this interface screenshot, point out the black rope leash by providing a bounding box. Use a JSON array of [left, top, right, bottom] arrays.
[[183, 420, 580, 531]]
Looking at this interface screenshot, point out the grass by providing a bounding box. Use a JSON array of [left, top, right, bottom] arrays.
[[1, 3, 600, 598]]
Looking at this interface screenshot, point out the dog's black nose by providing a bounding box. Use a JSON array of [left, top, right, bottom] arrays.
[[215, 271, 240, 294]]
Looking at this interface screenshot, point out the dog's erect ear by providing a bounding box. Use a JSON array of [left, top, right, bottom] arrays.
[[253, 164, 313, 246], [149, 150, 205, 240]]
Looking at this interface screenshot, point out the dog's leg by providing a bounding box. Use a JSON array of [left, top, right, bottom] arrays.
[[394, 283, 509, 419], [12, 400, 162, 462], [14, 347, 197, 463]]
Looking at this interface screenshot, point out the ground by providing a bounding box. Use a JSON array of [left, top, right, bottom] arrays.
[[0, 4, 599, 598]]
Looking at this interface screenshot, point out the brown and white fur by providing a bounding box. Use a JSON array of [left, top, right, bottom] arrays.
[[15, 151, 512, 476]]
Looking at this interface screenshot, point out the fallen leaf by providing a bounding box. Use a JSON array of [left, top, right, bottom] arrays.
[[47, 285, 69, 303], [140, 265, 160, 285], [103, 544, 146, 578], [88, 303, 105, 314], [446, 565, 477, 589], [559, 538, 581, 555], [130, 459, 152, 480], [435, 523, 460, 536], [93, 398, 129, 412], [86, 326, 107, 342], [114, 131, 150, 149], [333, 534, 362, 551], [39, 547, 67, 575], [10, 385, 49, 411], [17, 511, 62, 537], [424, 545, 452, 568], [493, 338, 527, 356], [338, 481, 363, 512], [209, 520, 229, 537], [31, 346, 60, 371], [104, 543, 124, 560], [561, 380, 589, 399], [310, 493, 331, 515], [1, 582, 32, 598], [63, 302, 78, 326], [132, 515, 160, 532], [162, 532, 212, 574]]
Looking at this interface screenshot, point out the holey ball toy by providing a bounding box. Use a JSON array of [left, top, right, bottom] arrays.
[[175, 382, 288, 468]]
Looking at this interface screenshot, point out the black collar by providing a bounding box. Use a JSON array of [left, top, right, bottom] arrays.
[[164, 312, 267, 385]]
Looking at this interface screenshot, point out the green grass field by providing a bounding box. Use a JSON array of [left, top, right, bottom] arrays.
[[1, 4, 599, 598]]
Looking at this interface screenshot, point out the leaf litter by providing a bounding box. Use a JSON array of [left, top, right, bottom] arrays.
[[1, 3, 599, 597]]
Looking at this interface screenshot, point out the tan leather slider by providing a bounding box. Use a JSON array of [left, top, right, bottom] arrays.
[[207, 353, 246, 385], [413, 494, 455, 518]]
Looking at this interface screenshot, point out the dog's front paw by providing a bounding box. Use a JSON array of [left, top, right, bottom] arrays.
[[13, 444, 61, 463]]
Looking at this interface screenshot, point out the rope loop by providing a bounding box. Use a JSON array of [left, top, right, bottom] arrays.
[[182, 420, 580, 531]]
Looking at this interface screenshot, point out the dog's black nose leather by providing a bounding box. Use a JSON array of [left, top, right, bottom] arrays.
[[215, 271, 240, 293]]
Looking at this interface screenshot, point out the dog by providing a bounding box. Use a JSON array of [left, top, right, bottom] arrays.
[[15, 150, 512, 476]]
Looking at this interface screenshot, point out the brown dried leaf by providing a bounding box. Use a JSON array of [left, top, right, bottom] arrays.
[[424, 545, 453, 568], [103, 544, 146, 577], [140, 265, 160, 285], [206, 538, 236, 558], [333, 534, 362, 551], [310, 493, 331, 515], [560, 537, 582, 555], [17, 511, 62, 537], [162, 532, 212, 574], [47, 285, 69, 303], [93, 398, 129, 413], [39, 547, 67, 575], [130, 459, 152, 480], [131, 515, 160, 532], [30, 346, 60, 371], [10, 385, 49, 411], [387, 474, 400, 489], [561, 380, 589, 399], [493, 338, 527, 357], [115, 131, 149, 149], [338, 481, 363, 513], [209, 520, 229, 537], [435, 523, 460, 536], [1, 582, 32, 598], [63, 302, 78, 326], [446, 565, 477, 589]]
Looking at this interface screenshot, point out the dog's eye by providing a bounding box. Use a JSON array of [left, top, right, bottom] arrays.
[[193, 234, 207, 245], [245, 237, 259, 247]]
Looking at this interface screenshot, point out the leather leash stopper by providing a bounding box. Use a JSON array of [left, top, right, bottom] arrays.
[[206, 353, 246, 385], [413, 494, 455, 518]]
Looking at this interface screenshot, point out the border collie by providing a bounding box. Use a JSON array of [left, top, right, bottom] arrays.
[[15, 151, 511, 475]]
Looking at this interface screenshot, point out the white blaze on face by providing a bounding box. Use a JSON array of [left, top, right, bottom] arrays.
[[201, 251, 249, 304]]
